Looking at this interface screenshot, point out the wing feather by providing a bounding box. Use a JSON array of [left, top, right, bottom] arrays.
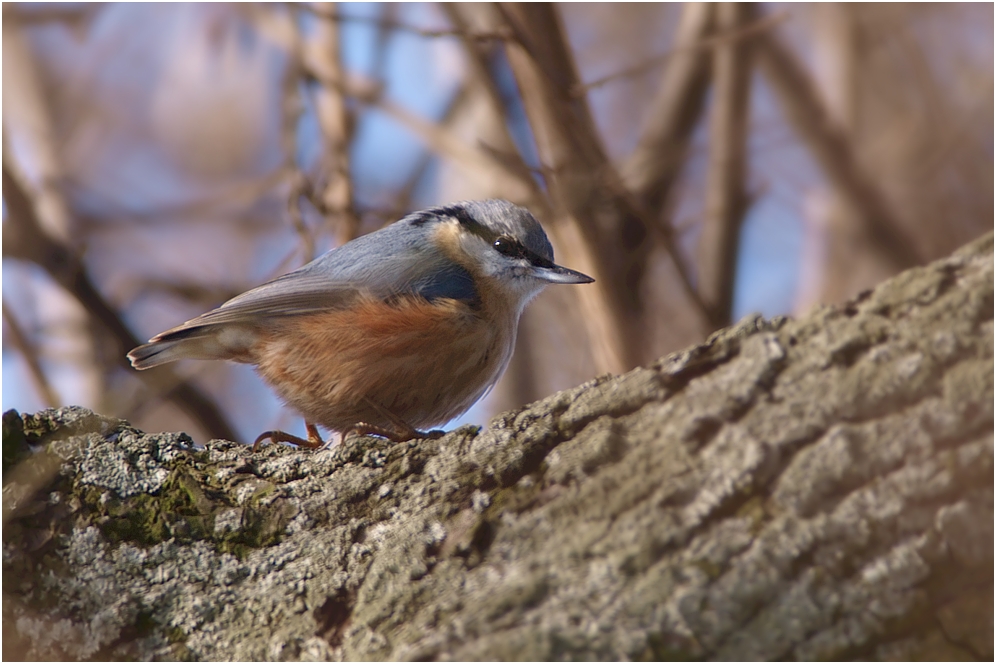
[[151, 220, 477, 339]]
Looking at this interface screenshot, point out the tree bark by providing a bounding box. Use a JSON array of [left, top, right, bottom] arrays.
[[3, 232, 992, 661]]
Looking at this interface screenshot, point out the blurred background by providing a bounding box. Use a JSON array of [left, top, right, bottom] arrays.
[[3, 3, 993, 445]]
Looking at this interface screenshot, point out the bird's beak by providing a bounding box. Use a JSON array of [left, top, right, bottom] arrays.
[[530, 264, 595, 284]]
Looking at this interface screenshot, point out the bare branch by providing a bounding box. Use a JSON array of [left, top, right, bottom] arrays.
[[698, 3, 754, 327], [295, 53, 542, 203], [495, 3, 712, 372], [494, 4, 633, 373], [751, 5, 922, 271], [388, 81, 474, 219], [305, 2, 361, 244], [621, 2, 714, 214], [2, 166, 239, 443], [574, 8, 787, 95], [1, 3, 103, 30], [286, 170, 318, 264], [290, 2, 512, 42], [2, 302, 60, 409], [442, 5, 543, 195], [385, 99, 536, 201], [268, 5, 319, 263]]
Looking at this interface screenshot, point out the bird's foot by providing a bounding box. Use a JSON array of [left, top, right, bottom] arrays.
[[252, 422, 325, 452], [342, 421, 416, 442], [341, 422, 445, 442], [345, 396, 444, 442]]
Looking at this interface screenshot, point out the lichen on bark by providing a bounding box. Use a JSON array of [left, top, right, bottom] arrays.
[[3, 233, 993, 661]]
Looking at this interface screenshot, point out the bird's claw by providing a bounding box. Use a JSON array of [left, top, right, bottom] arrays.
[[252, 422, 325, 452]]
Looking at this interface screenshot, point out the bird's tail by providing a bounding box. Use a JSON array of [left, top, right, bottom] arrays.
[[128, 325, 254, 370]]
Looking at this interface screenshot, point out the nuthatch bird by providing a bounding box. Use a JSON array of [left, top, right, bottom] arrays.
[[128, 200, 594, 449]]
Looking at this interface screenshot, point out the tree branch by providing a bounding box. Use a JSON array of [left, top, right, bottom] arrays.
[[1, 302, 60, 408], [698, 2, 754, 326], [575, 7, 786, 96], [751, 4, 922, 271], [621, 2, 715, 215], [305, 1, 361, 245], [442, 3, 547, 207], [290, 2, 512, 42], [5, 231, 991, 661], [496, 3, 713, 372]]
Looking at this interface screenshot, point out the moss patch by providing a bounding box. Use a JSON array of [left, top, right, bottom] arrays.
[[76, 458, 296, 557]]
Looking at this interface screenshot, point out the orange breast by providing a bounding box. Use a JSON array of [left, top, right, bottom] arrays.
[[251, 295, 514, 431]]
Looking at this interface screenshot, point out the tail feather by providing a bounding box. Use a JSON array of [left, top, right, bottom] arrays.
[[128, 338, 195, 369], [127, 324, 257, 370]]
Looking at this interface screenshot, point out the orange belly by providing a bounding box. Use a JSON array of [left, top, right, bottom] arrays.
[[251, 296, 513, 432]]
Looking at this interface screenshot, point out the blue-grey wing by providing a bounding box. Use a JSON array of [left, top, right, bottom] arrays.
[[162, 220, 477, 333]]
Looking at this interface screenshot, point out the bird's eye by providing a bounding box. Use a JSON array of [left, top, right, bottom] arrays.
[[493, 236, 526, 259]]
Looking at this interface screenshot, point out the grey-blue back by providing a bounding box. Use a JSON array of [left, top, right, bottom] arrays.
[[186, 214, 478, 330]]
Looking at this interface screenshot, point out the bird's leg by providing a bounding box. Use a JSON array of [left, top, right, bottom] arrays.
[[252, 421, 325, 452]]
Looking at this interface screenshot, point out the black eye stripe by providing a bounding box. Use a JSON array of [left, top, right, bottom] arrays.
[[527, 250, 555, 268]]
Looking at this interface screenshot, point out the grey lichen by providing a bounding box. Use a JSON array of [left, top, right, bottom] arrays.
[[3, 233, 993, 661]]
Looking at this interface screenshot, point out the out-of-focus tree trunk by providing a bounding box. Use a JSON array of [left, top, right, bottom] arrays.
[[797, 4, 896, 310], [753, 5, 921, 285], [437, 3, 548, 411], [698, 2, 752, 326], [2, 168, 240, 443], [497, 4, 640, 376]]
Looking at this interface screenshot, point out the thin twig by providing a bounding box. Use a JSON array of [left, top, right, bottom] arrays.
[[1, 3, 103, 29], [267, 4, 319, 263], [370, 3, 399, 80], [286, 171, 318, 263], [442, 4, 545, 205], [360, 75, 539, 203], [573, 9, 789, 96], [2, 302, 61, 408], [297, 60, 537, 203], [130, 279, 242, 307], [388, 81, 474, 220], [290, 2, 512, 42]]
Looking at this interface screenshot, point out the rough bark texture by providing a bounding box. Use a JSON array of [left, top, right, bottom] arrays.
[[3, 233, 993, 661]]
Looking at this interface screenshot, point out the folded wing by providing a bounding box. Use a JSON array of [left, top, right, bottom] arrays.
[[128, 221, 478, 368]]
